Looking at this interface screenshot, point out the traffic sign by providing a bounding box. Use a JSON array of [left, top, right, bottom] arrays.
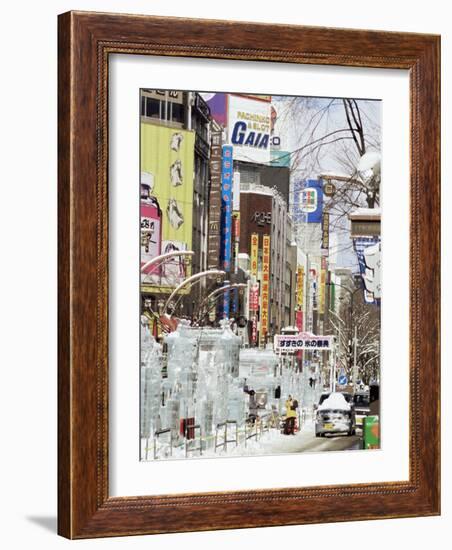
[[338, 374, 348, 385]]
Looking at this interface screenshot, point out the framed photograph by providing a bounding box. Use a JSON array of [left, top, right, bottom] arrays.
[[58, 11, 440, 538]]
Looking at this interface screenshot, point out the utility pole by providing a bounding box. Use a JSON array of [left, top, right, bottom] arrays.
[[353, 325, 358, 392]]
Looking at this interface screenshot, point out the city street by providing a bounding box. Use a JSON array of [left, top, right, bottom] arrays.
[[140, 89, 381, 460]]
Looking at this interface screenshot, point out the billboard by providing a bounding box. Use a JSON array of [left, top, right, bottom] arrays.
[[228, 95, 271, 164], [202, 93, 228, 126], [140, 123, 195, 288], [293, 179, 324, 223]]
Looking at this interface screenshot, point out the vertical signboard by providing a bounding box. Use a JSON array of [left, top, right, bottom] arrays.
[[319, 268, 326, 315], [293, 179, 324, 224], [260, 235, 271, 345], [140, 173, 162, 278], [250, 233, 259, 277], [220, 145, 233, 271], [297, 266, 305, 309], [140, 123, 195, 288], [303, 179, 324, 223], [319, 257, 327, 315], [207, 129, 223, 270], [220, 145, 233, 317], [321, 211, 330, 252]]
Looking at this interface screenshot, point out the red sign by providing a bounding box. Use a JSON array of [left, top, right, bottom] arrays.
[[296, 310, 303, 332], [251, 315, 258, 345], [249, 283, 260, 312]]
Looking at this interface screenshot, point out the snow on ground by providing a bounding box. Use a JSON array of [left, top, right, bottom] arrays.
[[143, 414, 319, 461]]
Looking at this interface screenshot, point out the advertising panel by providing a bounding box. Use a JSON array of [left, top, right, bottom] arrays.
[[353, 236, 381, 304], [202, 92, 228, 126], [321, 211, 330, 251], [297, 266, 305, 309], [250, 233, 259, 277], [303, 179, 324, 223], [207, 129, 223, 270], [220, 145, 234, 317], [260, 235, 271, 345], [295, 310, 304, 332], [140, 173, 162, 278], [140, 123, 195, 288], [228, 95, 272, 164], [220, 145, 234, 272], [319, 268, 326, 315], [249, 282, 260, 312], [293, 179, 324, 223], [274, 334, 334, 352]]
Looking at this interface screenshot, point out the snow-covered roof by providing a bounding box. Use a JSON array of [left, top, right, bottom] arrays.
[[349, 207, 381, 220]]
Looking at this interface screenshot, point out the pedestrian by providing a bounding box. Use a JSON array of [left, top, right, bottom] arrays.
[[284, 395, 297, 435]]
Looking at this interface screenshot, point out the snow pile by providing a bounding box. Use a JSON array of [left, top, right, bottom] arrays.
[[318, 392, 351, 412]]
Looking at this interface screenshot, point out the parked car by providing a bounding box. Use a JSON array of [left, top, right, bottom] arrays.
[[315, 392, 356, 437]]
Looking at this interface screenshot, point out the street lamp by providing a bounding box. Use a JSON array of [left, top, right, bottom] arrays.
[[196, 283, 247, 321], [163, 270, 226, 316]]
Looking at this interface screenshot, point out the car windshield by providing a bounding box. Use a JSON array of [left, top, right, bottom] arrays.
[[354, 394, 370, 406]]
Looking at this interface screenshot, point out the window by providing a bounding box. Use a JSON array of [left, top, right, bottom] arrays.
[[145, 97, 162, 119]]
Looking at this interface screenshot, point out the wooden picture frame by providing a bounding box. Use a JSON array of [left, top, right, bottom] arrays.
[[58, 11, 440, 538]]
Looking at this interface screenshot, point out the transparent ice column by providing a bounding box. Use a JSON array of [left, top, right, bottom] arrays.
[[140, 316, 163, 441]]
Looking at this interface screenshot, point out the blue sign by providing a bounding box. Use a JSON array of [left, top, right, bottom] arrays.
[[353, 236, 381, 305], [293, 179, 323, 223], [338, 374, 348, 385], [220, 145, 234, 317]]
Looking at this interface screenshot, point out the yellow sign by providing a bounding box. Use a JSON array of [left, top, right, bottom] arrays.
[[250, 233, 259, 277], [297, 266, 304, 308], [261, 235, 270, 344], [141, 123, 195, 289]]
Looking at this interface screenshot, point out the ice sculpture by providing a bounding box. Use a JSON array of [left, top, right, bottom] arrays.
[[140, 316, 163, 440]]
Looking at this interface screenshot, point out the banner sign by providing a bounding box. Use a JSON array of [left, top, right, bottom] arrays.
[[302, 179, 324, 223], [260, 235, 271, 344], [292, 179, 323, 223], [207, 129, 223, 270], [250, 233, 259, 277], [140, 123, 195, 288], [296, 266, 304, 308], [250, 315, 258, 345], [274, 334, 334, 352], [249, 282, 260, 312], [228, 95, 271, 163], [319, 267, 326, 315], [321, 211, 330, 250], [220, 145, 233, 272], [295, 310, 303, 332]]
